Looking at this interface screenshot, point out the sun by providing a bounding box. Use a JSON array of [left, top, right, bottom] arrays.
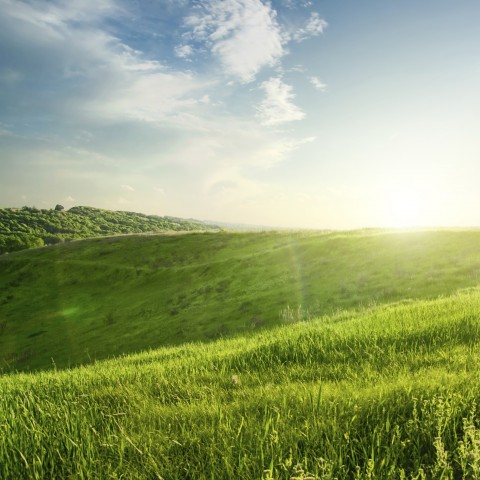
[[387, 188, 425, 228]]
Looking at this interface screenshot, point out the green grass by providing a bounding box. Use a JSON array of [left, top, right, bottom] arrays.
[[2, 229, 480, 372], [3, 228, 480, 478], [2, 288, 480, 478]]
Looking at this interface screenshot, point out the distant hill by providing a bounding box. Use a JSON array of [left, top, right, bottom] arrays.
[[203, 219, 286, 231], [0, 205, 219, 254]]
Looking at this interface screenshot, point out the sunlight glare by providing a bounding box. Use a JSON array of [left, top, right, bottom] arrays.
[[387, 188, 425, 228]]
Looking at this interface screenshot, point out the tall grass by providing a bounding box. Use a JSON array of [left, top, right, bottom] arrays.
[[2, 288, 480, 478]]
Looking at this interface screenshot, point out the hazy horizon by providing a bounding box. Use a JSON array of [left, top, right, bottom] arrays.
[[1, 0, 479, 230]]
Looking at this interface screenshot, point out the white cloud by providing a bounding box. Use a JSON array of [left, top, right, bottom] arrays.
[[0, 0, 213, 126], [309, 76, 327, 91], [285, 135, 316, 149], [84, 69, 213, 123], [289, 65, 306, 73], [121, 184, 135, 192], [248, 135, 316, 168], [293, 12, 327, 42], [282, 0, 313, 8], [73, 37, 214, 124], [1, 0, 327, 132], [185, 0, 284, 83], [0, 0, 120, 36], [257, 77, 305, 126], [174, 44, 194, 59]]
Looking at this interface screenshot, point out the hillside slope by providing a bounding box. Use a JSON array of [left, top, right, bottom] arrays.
[[1, 229, 480, 372], [0, 205, 218, 254], [2, 288, 480, 478]]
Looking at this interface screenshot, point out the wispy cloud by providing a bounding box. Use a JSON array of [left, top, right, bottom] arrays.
[[83, 69, 213, 124], [281, 0, 313, 9], [309, 76, 327, 91], [1, 0, 326, 130], [257, 77, 305, 126], [121, 184, 135, 192], [293, 12, 327, 42], [0, 0, 119, 30], [184, 0, 284, 83], [0, 123, 15, 137], [0, 0, 213, 127]]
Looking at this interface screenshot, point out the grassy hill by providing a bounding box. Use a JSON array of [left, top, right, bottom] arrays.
[[2, 287, 480, 478], [2, 228, 480, 373], [3, 228, 480, 478], [0, 205, 218, 254]]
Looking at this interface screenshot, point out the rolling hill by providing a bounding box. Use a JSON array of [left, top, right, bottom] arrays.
[[3, 228, 480, 478], [2, 284, 480, 478], [2, 228, 480, 373]]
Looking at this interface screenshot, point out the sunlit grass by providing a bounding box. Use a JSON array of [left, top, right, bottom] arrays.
[[2, 289, 480, 478]]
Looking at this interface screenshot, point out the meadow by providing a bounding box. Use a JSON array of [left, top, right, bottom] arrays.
[[2, 229, 480, 373], [2, 229, 480, 478]]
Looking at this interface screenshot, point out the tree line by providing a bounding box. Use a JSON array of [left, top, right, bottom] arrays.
[[0, 206, 218, 254]]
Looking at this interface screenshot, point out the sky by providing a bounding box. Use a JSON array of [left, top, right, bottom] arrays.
[[1, 0, 479, 229]]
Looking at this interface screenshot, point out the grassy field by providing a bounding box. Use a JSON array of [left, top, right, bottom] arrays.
[[2, 228, 480, 478], [2, 229, 480, 372], [2, 287, 480, 478]]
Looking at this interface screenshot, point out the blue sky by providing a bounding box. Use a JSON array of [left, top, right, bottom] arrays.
[[1, 0, 479, 228]]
